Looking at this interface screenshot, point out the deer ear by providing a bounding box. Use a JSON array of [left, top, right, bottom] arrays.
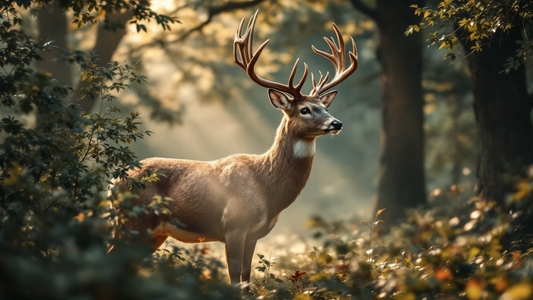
[[268, 89, 291, 110], [319, 91, 338, 108]]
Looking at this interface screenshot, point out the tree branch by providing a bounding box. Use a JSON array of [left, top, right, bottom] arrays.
[[131, 0, 265, 54], [348, 0, 380, 24]]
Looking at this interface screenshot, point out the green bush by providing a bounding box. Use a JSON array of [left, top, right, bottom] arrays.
[[0, 1, 240, 299]]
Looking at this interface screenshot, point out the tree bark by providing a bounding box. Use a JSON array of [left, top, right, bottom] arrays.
[[461, 26, 533, 205], [348, 0, 427, 223], [36, 5, 131, 115], [75, 12, 132, 113], [36, 3, 71, 125], [372, 0, 427, 222], [37, 3, 71, 87]]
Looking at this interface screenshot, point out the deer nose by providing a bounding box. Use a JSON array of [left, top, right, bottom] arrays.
[[331, 120, 343, 130]]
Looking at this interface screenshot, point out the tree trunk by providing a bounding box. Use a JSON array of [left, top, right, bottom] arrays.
[[75, 12, 132, 113], [461, 26, 533, 205], [35, 3, 71, 125], [37, 3, 72, 87], [373, 0, 427, 222], [37, 4, 131, 115], [450, 95, 465, 186]]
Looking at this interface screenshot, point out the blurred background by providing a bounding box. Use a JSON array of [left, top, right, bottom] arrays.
[[29, 0, 478, 244]]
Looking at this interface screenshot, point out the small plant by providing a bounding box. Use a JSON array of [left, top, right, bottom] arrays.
[[359, 208, 386, 261], [286, 270, 306, 291], [256, 252, 280, 284]]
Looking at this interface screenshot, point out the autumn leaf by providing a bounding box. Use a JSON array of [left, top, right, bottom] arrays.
[[496, 279, 508, 292], [501, 282, 533, 300], [435, 267, 453, 281], [466, 279, 486, 300], [294, 295, 312, 300], [74, 212, 86, 223], [286, 270, 306, 283], [376, 208, 386, 217], [512, 179, 532, 201]]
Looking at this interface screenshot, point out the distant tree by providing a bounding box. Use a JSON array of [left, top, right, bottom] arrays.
[[414, 1, 533, 205], [349, 0, 427, 223], [35, 0, 265, 123]]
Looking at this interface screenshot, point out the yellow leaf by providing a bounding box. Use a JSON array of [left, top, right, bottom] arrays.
[[99, 200, 112, 207], [468, 247, 480, 259], [397, 292, 415, 300], [502, 282, 532, 300], [376, 208, 386, 217], [488, 239, 503, 258], [466, 279, 487, 300], [294, 295, 312, 300], [2, 162, 23, 186], [319, 252, 333, 264], [512, 180, 532, 201], [309, 273, 329, 281], [458, 18, 469, 27]]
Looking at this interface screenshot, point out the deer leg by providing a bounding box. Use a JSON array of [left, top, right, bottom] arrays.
[[241, 239, 257, 293], [224, 230, 246, 284]]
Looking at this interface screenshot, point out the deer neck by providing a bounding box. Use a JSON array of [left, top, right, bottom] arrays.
[[261, 116, 315, 215]]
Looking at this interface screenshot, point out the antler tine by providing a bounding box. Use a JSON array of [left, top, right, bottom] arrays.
[[233, 18, 246, 70], [317, 72, 330, 91], [245, 10, 259, 65], [288, 59, 309, 94], [332, 24, 346, 72], [296, 63, 309, 91], [350, 36, 358, 60], [310, 23, 359, 96], [310, 71, 331, 95], [233, 11, 308, 100], [310, 72, 319, 95]]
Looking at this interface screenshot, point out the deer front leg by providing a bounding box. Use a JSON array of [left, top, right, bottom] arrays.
[[241, 239, 257, 293], [224, 230, 246, 284]]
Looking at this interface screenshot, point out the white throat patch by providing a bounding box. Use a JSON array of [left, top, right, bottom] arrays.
[[293, 140, 316, 158]]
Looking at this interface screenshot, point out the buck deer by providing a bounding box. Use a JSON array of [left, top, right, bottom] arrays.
[[111, 11, 358, 289]]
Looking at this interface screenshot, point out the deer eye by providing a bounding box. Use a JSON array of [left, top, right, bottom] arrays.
[[300, 107, 311, 115]]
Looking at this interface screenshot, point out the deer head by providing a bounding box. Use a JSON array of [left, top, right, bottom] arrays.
[[233, 11, 358, 139]]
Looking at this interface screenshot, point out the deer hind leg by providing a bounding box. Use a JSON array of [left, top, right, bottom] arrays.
[[241, 239, 257, 293], [224, 230, 247, 284]]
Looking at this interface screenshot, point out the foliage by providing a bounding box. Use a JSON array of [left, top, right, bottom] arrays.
[[407, 0, 533, 70], [3, 0, 532, 299], [0, 1, 240, 299], [28, 0, 178, 31], [245, 177, 533, 300]]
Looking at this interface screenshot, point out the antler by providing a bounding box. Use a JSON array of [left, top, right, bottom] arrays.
[[234, 11, 308, 100], [310, 24, 358, 96]]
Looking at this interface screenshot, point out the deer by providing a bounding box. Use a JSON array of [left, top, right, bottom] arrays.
[[110, 11, 358, 290]]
